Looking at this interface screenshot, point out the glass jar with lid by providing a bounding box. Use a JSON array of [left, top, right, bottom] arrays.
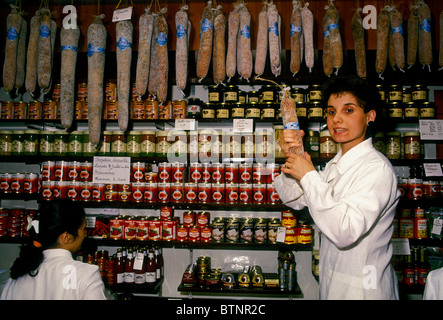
[[296, 102, 307, 120], [224, 85, 239, 103], [412, 85, 428, 102], [24, 130, 40, 156], [241, 132, 255, 159], [231, 103, 245, 119], [261, 102, 276, 120], [68, 131, 83, 156], [97, 131, 112, 156], [169, 130, 188, 159], [419, 102, 435, 119], [140, 130, 156, 157], [388, 84, 403, 102], [387, 102, 403, 119], [319, 131, 337, 159], [201, 103, 215, 119], [245, 102, 261, 119], [208, 85, 223, 103], [0, 130, 12, 156], [372, 132, 385, 154], [82, 133, 97, 156], [404, 132, 421, 160], [156, 130, 170, 157], [187, 98, 202, 119], [292, 87, 305, 103], [308, 102, 323, 121], [305, 131, 319, 158], [261, 85, 277, 102], [247, 91, 260, 103], [127, 131, 141, 157], [255, 130, 273, 160], [273, 125, 284, 159], [404, 102, 419, 120], [53, 131, 69, 156], [224, 130, 241, 159], [308, 85, 322, 102], [385, 132, 401, 160], [216, 102, 230, 119], [111, 131, 127, 156], [11, 130, 24, 156], [39, 131, 54, 156]]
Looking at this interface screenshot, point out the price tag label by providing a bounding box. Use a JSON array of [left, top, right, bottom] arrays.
[[175, 119, 196, 130], [112, 7, 133, 22], [93, 156, 131, 184], [391, 238, 410, 255], [431, 218, 442, 236], [233, 119, 253, 133], [85, 216, 96, 229], [423, 163, 443, 177], [419, 120, 443, 140], [276, 227, 286, 243], [134, 253, 144, 271]]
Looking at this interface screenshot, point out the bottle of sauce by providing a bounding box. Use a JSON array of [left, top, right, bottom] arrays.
[[115, 248, 125, 284], [417, 248, 430, 287], [124, 248, 135, 284], [134, 248, 146, 284], [145, 248, 156, 283], [155, 247, 162, 280], [403, 254, 415, 287]]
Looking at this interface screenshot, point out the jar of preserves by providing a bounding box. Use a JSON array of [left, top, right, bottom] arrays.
[[296, 102, 307, 120], [292, 87, 305, 103], [224, 85, 239, 103], [238, 91, 246, 104], [273, 125, 284, 159], [412, 84, 428, 102], [140, 130, 156, 157], [0, 130, 12, 156], [188, 131, 198, 160], [241, 132, 255, 159], [261, 85, 277, 102], [385, 132, 401, 160], [319, 130, 337, 159], [404, 102, 419, 120], [127, 131, 141, 157], [231, 103, 245, 119], [97, 131, 112, 156], [156, 130, 171, 157], [23, 130, 40, 156], [402, 87, 411, 103], [372, 132, 385, 154], [308, 85, 322, 102], [68, 131, 83, 156], [172, 100, 187, 119], [216, 102, 230, 119], [202, 103, 215, 119], [388, 102, 403, 119], [261, 102, 276, 120], [404, 132, 421, 160], [208, 85, 223, 103], [419, 102, 435, 119], [376, 84, 386, 103], [248, 91, 260, 103], [255, 130, 273, 159], [308, 102, 323, 121], [187, 98, 202, 119], [388, 84, 403, 102], [11, 130, 24, 156], [245, 102, 261, 119], [39, 131, 54, 156], [224, 130, 241, 158], [305, 131, 319, 158], [53, 131, 69, 156], [82, 133, 97, 156], [170, 130, 188, 158], [111, 131, 127, 156]]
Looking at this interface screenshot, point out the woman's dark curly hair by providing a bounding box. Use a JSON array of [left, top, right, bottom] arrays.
[[9, 200, 85, 279]]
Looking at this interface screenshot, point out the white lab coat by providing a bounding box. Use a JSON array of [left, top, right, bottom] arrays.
[[423, 267, 443, 300], [0, 248, 106, 300], [274, 138, 400, 300]]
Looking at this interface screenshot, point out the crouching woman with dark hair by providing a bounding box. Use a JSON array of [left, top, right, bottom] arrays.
[[1, 200, 106, 300]]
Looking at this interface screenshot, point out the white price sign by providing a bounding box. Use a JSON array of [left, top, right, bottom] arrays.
[[233, 119, 253, 133], [175, 119, 196, 130], [93, 156, 131, 184], [112, 7, 133, 22], [419, 120, 443, 140]]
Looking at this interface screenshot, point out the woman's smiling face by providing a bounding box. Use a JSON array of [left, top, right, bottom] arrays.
[[326, 92, 376, 155]]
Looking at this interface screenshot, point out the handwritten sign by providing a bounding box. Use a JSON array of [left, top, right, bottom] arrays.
[[233, 119, 253, 133], [175, 119, 196, 130], [419, 120, 443, 140], [423, 163, 443, 177], [112, 7, 133, 22], [93, 157, 130, 184]]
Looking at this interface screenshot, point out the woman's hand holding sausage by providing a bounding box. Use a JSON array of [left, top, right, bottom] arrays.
[[279, 129, 316, 181]]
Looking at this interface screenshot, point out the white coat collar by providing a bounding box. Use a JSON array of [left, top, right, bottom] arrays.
[[329, 138, 374, 175], [42, 248, 74, 260]]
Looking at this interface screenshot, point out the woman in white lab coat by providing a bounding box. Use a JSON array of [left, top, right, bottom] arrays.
[[274, 76, 400, 300], [1, 200, 106, 300]]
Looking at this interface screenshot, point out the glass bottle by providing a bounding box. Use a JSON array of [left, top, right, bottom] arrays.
[[115, 248, 125, 284], [145, 248, 156, 283], [124, 249, 135, 284], [134, 248, 146, 284]]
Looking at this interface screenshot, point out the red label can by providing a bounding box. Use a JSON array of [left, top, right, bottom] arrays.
[[239, 183, 252, 204], [0, 173, 11, 193], [201, 163, 213, 183], [158, 162, 172, 182], [53, 181, 68, 199], [41, 180, 55, 200], [196, 211, 210, 228], [224, 163, 239, 183], [171, 182, 184, 203], [252, 183, 267, 204], [171, 162, 186, 182], [144, 182, 158, 203], [148, 217, 162, 241], [79, 162, 93, 182], [184, 182, 198, 203], [253, 163, 267, 184], [211, 163, 224, 183], [267, 183, 280, 204], [124, 218, 137, 240], [135, 219, 149, 240], [197, 183, 211, 203], [54, 161, 69, 181], [131, 162, 145, 182], [297, 224, 312, 244], [67, 181, 81, 201], [226, 183, 239, 203], [211, 183, 225, 203], [267, 163, 281, 183], [188, 225, 200, 242], [80, 182, 93, 201], [201, 226, 212, 242], [109, 217, 124, 240], [68, 161, 81, 181], [189, 163, 203, 183], [10, 173, 24, 193], [183, 210, 195, 227], [92, 183, 105, 202], [176, 224, 188, 242], [131, 182, 145, 202], [281, 210, 297, 227], [24, 173, 39, 194], [157, 182, 171, 203], [160, 206, 174, 221], [239, 163, 253, 183], [162, 220, 176, 241], [41, 161, 55, 181]]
